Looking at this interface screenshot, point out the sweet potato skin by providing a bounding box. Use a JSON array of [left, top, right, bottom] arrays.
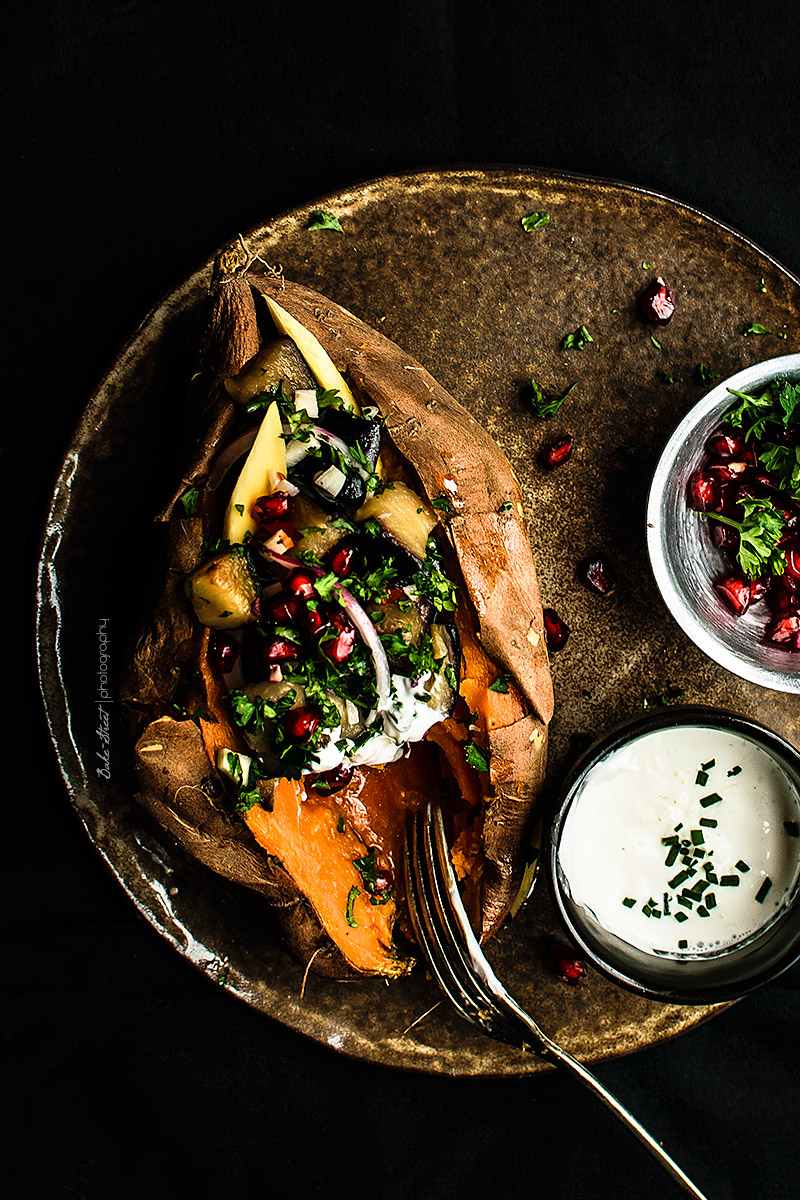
[[123, 250, 553, 971]]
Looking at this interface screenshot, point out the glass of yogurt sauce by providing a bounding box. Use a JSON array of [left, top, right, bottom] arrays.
[[549, 708, 800, 1003]]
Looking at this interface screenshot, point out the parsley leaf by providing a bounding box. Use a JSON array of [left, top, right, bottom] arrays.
[[707, 497, 787, 579], [561, 325, 593, 351], [521, 211, 550, 231], [488, 673, 511, 694], [465, 741, 489, 772], [742, 322, 771, 336], [307, 209, 343, 232], [696, 363, 720, 385], [180, 486, 200, 516], [526, 377, 578, 419]]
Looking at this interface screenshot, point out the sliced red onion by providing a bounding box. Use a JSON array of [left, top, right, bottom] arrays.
[[294, 389, 319, 419], [264, 549, 392, 713], [207, 429, 258, 491]]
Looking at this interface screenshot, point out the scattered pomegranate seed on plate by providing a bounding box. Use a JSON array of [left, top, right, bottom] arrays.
[[546, 941, 588, 985], [543, 607, 570, 650], [540, 435, 574, 469], [579, 554, 616, 597], [639, 277, 676, 324]]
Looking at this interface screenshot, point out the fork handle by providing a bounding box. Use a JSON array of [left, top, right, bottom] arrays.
[[509, 998, 709, 1200]]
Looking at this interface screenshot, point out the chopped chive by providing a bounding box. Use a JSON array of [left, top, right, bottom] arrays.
[[691, 830, 705, 846], [695, 770, 709, 786], [784, 821, 799, 838], [755, 877, 773, 904], [699, 817, 718, 828], [702, 759, 715, 771], [661, 835, 679, 845], [663, 893, 671, 915], [700, 792, 723, 808], [652, 909, 662, 918], [705, 893, 717, 910], [735, 860, 750, 873], [677, 895, 693, 909], [669, 869, 691, 888], [697, 906, 710, 918], [705, 873, 719, 885], [622, 897, 636, 908], [642, 904, 652, 917], [727, 765, 742, 777], [664, 845, 679, 867], [720, 875, 740, 887], [675, 911, 689, 923], [678, 938, 688, 948], [674, 823, 684, 832], [690, 878, 710, 895]]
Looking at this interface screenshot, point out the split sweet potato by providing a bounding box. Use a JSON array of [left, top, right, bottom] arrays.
[[123, 241, 553, 979]]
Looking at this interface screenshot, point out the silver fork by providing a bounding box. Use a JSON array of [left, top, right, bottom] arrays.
[[404, 804, 710, 1200]]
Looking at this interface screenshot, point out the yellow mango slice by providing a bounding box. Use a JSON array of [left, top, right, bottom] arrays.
[[223, 400, 286, 544]]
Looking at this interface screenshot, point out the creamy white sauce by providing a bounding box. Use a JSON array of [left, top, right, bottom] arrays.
[[302, 672, 449, 775], [558, 726, 800, 958]]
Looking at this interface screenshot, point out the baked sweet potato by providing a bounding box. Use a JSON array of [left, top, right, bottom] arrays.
[[123, 242, 553, 979]]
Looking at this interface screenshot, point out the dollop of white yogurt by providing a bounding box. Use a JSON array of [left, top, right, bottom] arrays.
[[557, 726, 800, 958]]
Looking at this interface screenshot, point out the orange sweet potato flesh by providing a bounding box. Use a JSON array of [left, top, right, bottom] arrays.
[[124, 247, 553, 976]]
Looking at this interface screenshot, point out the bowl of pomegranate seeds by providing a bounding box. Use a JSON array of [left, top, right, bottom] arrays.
[[647, 354, 800, 693]]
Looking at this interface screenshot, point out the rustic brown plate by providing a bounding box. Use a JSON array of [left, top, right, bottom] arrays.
[[36, 166, 800, 1076]]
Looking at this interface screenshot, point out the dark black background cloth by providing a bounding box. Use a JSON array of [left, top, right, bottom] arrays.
[[9, 3, 799, 1198]]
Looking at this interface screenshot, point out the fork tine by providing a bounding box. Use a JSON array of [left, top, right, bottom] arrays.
[[404, 811, 520, 1041]]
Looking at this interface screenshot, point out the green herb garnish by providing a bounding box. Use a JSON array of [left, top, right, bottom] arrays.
[[699, 792, 723, 808], [526, 376, 578, 419], [561, 325, 593, 351], [622, 897, 636, 908], [180, 486, 200, 516], [521, 211, 550, 231], [345, 885, 360, 926], [488, 673, 511, 694], [755, 877, 773, 903], [465, 742, 489, 773], [696, 363, 720, 385], [707, 497, 787, 579], [743, 322, 771, 336], [307, 209, 343, 232]]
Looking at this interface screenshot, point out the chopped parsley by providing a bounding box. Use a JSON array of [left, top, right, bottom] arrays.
[[521, 211, 550, 231], [488, 673, 511, 694], [345, 885, 360, 926], [560, 325, 593, 351], [307, 209, 343, 232], [465, 741, 489, 772], [180, 486, 200, 516], [696, 363, 720, 385], [526, 376, 578, 419], [742, 322, 771, 336]]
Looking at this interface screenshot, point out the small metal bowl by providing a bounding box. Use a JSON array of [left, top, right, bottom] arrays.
[[547, 707, 800, 1005], [646, 354, 800, 694]]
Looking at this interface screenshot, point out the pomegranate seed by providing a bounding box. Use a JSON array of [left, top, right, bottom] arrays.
[[705, 430, 744, 460], [370, 868, 394, 896], [711, 522, 738, 551], [323, 614, 356, 663], [329, 540, 356, 577], [283, 705, 320, 741], [285, 568, 317, 599], [771, 576, 799, 614], [253, 492, 290, 522], [546, 942, 588, 985], [314, 763, 354, 794], [639, 278, 676, 324], [687, 471, 719, 512], [579, 554, 616, 597], [262, 635, 298, 664], [209, 633, 240, 674], [766, 614, 800, 646], [542, 607, 570, 650], [715, 575, 751, 617], [262, 593, 300, 624], [540, 435, 574, 469], [785, 543, 800, 581], [304, 603, 330, 637]]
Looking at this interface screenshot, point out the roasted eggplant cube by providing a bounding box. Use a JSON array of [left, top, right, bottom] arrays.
[[318, 409, 382, 469], [224, 337, 317, 405]]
